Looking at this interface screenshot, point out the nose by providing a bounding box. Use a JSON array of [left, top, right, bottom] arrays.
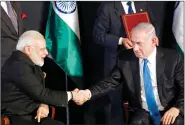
[[45, 49, 48, 56], [42, 49, 48, 58]]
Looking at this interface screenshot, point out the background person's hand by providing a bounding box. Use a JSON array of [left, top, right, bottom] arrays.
[[122, 38, 132, 49]]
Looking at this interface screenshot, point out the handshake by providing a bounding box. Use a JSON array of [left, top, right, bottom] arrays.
[[71, 88, 91, 105]]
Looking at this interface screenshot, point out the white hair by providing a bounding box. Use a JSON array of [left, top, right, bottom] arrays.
[[16, 30, 44, 51], [131, 22, 156, 39]]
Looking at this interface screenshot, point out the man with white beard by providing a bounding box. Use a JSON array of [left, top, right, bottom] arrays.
[[1, 30, 79, 125]]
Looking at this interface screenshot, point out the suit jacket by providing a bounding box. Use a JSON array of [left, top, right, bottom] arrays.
[[89, 47, 184, 115], [1, 51, 68, 116], [92, 1, 157, 75], [1, 2, 25, 67]]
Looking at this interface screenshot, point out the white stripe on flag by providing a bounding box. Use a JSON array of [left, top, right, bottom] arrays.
[[172, 2, 184, 52], [51, 2, 80, 40]]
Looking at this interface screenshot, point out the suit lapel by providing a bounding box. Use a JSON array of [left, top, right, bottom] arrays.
[[156, 48, 165, 105], [1, 6, 17, 35], [114, 2, 125, 20], [156, 48, 165, 82], [130, 58, 141, 103]]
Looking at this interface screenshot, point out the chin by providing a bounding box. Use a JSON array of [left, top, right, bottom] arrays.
[[136, 54, 144, 58], [135, 53, 141, 57], [36, 60, 44, 67], [38, 63, 44, 67], [39, 61, 44, 67]]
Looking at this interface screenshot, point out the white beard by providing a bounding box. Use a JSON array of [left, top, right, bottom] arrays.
[[36, 59, 44, 67], [30, 50, 44, 67]]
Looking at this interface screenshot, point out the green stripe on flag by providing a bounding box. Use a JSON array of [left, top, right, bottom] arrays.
[[176, 44, 184, 56], [45, 2, 83, 88], [172, 1, 184, 55]]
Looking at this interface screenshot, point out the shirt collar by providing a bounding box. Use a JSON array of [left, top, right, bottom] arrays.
[[121, 1, 133, 7], [147, 47, 156, 64], [139, 47, 157, 64]]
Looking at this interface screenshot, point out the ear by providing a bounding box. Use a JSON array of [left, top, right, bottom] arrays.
[[152, 37, 159, 46], [23, 46, 32, 55]]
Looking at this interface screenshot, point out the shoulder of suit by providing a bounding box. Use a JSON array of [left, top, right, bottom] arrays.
[[159, 47, 180, 55], [3, 51, 35, 69], [97, 2, 115, 14], [134, 1, 148, 5], [134, 1, 149, 9], [118, 49, 135, 60], [2, 58, 33, 78], [158, 47, 183, 60], [100, 1, 116, 9]]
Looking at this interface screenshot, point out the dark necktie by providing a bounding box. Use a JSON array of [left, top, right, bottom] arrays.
[[6, 1, 18, 33], [127, 1, 134, 14], [143, 59, 161, 125]]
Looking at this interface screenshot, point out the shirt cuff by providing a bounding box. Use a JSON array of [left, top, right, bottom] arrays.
[[86, 89, 92, 100], [118, 37, 123, 45], [67, 91, 72, 101]]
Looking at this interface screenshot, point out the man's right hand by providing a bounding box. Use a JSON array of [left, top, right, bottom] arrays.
[[35, 103, 49, 123], [121, 38, 133, 49]]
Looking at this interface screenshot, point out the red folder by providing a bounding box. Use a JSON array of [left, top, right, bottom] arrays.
[[121, 12, 150, 39]]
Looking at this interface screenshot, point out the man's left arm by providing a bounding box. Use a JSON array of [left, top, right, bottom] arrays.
[[161, 52, 184, 125], [174, 52, 184, 115]]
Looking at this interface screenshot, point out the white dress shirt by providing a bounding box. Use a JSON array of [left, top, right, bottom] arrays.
[[118, 2, 136, 45], [121, 1, 136, 14], [67, 91, 72, 101], [1, 1, 8, 15], [139, 47, 164, 111]]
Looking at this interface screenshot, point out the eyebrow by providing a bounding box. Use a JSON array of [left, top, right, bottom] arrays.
[[131, 40, 139, 43]]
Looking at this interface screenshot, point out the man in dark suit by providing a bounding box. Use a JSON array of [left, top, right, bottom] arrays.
[[74, 22, 184, 125], [86, 1, 158, 125], [1, 30, 80, 125], [1, 1, 25, 67]]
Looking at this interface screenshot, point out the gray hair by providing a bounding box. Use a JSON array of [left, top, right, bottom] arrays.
[[131, 22, 156, 39], [16, 30, 44, 51]]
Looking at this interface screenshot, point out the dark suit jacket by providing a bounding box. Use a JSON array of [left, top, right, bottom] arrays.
[[92, 1, 157, 75], [1, 2, 25, 67], [1, 51, 68, 116], [89, 48, 184, 115]]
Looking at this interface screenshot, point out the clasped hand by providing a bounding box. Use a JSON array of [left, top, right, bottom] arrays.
[[71, 88, 91, 105]]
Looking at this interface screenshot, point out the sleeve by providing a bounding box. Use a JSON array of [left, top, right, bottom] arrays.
[[92, 3, 120, 50], [174, 52, 184, 115], [11, 63, 68, 107], [89, 64, 123, 100]]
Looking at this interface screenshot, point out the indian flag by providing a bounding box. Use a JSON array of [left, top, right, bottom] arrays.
[[172, 1, 184, 54], [45, 1, 83, 88]]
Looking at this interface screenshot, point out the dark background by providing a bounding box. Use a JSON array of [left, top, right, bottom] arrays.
[[20, 1, 176, 124]]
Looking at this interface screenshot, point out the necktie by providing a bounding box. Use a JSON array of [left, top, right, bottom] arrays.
[[127, 1, 134, 14], [6, 1, 18, 33], [143, 59, 161, 125]]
